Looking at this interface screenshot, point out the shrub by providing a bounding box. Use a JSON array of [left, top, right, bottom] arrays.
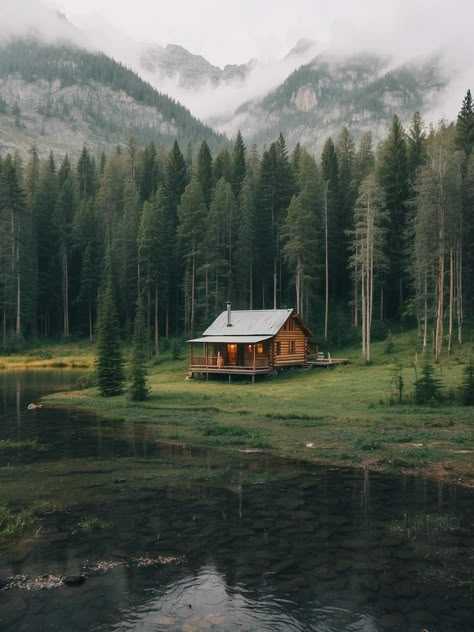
[[414, 359, 443, 405], [171, 338, 183, 360], [461, 359, 474, 405]]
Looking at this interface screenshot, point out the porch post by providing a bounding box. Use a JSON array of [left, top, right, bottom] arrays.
[[205, 342, 208, 368], [191, 344, 194, 366], [253, 344, 256, 370]]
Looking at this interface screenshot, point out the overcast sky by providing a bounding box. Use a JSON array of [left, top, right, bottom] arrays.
[[35, 0, 474, 66]]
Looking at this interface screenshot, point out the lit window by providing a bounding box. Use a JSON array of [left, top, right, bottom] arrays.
[[257, 344, 263, 353]]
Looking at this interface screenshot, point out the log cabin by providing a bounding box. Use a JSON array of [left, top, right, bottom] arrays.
[[187, 303, 315, 381]]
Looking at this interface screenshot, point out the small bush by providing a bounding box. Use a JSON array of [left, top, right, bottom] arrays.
[[171, 338, 183, 360], [384, 331, 395, 354], [0, 505, 38, 539], [76, 372, 97, 390], [414, 359, 443, 405], [354, 434, 384, 451], [461, 359, 474, 405]]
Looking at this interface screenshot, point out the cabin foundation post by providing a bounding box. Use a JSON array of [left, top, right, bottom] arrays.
[[228, 374, 232, 383], [252, 374, 255, 384]]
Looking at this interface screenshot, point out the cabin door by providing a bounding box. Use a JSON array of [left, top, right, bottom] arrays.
[[227, 343, 237, 365]]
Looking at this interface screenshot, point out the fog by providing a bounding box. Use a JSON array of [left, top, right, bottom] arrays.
[[1, 0, 473, 125]]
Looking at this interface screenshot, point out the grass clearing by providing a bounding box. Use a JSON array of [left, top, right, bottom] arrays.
[[4, 329, 473, 486]]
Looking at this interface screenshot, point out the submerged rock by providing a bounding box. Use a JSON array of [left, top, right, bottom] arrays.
[[63, 575, 87, 587]]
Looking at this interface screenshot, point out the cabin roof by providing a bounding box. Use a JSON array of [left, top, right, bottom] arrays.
[[188, 335, 273, 344], [202, 309, 294, 337]]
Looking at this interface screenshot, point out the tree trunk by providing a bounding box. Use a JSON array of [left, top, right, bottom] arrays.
[[63, 247, 69, 336], [422, 272, 428, 352], [249, 263, 253, 310], [324, 181, 329, 341], [456, 240, 463, 344], [88, 302, 93, 343], [154, 284, 159, 355], [295, 255, 301, 314], [448, 246, 454, 354], [191, 251, 195, 337], [15, 246, 21, 337]]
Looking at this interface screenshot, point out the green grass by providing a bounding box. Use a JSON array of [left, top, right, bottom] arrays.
[[75, 516, 111, 532], [0, 339, 95, 368], [0, 438, 48, 452], [0, 500, 56, 540], [11, 329, 474, 487]]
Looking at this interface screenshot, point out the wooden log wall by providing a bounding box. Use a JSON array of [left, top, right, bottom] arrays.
[[273, 319, 307, 366]]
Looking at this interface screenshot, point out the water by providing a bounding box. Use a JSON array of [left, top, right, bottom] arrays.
[[0, 370, 473, 631]]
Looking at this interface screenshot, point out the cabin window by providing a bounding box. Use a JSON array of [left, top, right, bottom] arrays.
[[276, 342, 282, 355], [257, 344, 263, 353], [289, 341, 295, 354], [287, 318, 295, 331]]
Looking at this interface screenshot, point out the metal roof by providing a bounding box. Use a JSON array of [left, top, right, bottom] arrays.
[[202, 309, 294, 337], [187, 335, 273, 344]]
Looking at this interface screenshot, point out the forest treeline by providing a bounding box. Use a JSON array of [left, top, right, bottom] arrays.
[[0, 91, 473, 362]]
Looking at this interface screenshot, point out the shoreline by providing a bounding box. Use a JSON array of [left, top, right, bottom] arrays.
[[4, 333, 474, 489]]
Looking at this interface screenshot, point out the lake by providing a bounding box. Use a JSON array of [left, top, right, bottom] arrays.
[[0, 370, 473, 631]]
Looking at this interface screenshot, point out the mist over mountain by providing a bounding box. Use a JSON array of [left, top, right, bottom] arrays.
[[0, 38, 224, 158], [211, 52, 449, 153], [0, 0, 471, 156]]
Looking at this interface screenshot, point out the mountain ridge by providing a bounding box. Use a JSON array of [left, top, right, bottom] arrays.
[[0, 38, 226, 158]]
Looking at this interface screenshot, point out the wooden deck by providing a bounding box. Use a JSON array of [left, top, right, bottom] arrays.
[[188, 364, 272, 382], [305, 358, 350, 367]]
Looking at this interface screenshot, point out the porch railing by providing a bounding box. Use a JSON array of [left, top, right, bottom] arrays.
[[190, 355, 270, 369]]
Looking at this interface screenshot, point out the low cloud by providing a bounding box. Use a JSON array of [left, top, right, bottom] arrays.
[[0, 0, 472, 129]]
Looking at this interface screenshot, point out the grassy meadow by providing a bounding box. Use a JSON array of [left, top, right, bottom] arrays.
[[17, 327, 472, 487]]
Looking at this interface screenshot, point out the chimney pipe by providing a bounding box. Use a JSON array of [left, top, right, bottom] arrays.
[[226, 302, 232, 326]]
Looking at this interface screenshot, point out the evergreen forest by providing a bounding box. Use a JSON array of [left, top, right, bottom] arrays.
[[1, 91, 473, 363]]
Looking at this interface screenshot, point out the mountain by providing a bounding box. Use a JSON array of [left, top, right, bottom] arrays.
[[140, 43, 254, 89], [213, 52, 448, 152], [0, 38, 225, 158]]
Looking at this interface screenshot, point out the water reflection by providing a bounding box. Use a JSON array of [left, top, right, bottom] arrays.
[[0, 370, 473, 632]]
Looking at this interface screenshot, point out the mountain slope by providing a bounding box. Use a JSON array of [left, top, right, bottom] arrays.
[[140, 43, 253, 88], [215, 53, 448, 151], [0, 39, 225, 157]]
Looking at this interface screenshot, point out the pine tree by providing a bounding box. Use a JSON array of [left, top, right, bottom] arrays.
[[321, 137, 340, 338], [354, 132, 375, 187], [282, 193, 318, 318], [235, 172, 257, 309], [54, 156, 76, 336], [177, 178, 206, 335], [415, 359, 442, 405], [213, 148, 232, 183], [96, 255, 124, 397], [129, 295, 149, 401], [407, 112, 427, 183], [456, 89, 474, 157], [76, 146, 97, 202], [348, 174, 387, 363], [461, 358, 474, 405], [0, 155, 26, 341], [138, 142, 160, 202], [196, 140, 213, 208], [232, 130, 246, 198], [377, 115, 409, 318]]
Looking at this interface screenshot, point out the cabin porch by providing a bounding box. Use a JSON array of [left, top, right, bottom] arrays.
[[188, 338, 272, 379]]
